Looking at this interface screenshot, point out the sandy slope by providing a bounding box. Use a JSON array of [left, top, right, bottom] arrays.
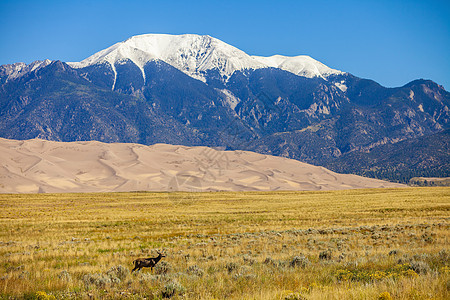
[[0, 138, 405, 193]]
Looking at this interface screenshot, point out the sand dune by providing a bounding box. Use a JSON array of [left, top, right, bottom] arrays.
[[0, 138, 405, 193]]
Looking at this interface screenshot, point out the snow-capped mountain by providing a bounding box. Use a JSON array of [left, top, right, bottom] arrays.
[[1, 33, 449, 183], [68, 34, 342, 85], [252, 55, 342, 79]]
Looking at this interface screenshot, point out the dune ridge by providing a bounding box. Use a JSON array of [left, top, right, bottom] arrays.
[[0, 138, 405, 193]]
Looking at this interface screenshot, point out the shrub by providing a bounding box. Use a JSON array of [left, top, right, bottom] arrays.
[[35, 291, 56, 300], [378, 292, 392, 300], [155, 261, 172, 275], [284, 291, 306, 300], [187, 265, 204, 277], [402, 269, 419, 277], [226, 262, 239, 273], [388, 250, 400, 256], [83, 273, 111, 288], [264, 257, 277, 267], [319, 250, 332, 260], [290, 256, 311, 268], [243, 255, 256, 265], [57, 270, 71, 282], [161, 281, 185, 298], [106, 265, 128, 280], [137, 272, 160, 283], [410, 260, 431, 274], [438, 249, 448, 264]]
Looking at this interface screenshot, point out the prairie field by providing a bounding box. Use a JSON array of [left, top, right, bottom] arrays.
[[0, 188, 449, 299]]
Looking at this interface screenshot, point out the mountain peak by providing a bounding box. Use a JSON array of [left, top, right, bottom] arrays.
[[252, 54, 343, 78], [0, 59, 52, 83], [68, 33, 343, 83]]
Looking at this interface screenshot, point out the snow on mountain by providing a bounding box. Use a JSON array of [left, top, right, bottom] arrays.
[[68, 34, 343, 85], [252, 55, 343, 78], [0, 59, 52, 83]]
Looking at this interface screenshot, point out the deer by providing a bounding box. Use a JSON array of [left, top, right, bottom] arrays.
[[131, 250, 166, 273]]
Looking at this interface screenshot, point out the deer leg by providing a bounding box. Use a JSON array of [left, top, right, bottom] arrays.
[[132, 264, 141, 273]]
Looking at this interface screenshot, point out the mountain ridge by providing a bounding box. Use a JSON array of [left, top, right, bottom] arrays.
[[1, 34, 448, 184], [67, 33, 343, 85]]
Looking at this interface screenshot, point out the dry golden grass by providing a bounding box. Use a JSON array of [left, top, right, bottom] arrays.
[[0, 187, 449, 299]]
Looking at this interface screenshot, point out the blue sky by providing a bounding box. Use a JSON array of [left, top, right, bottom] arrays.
[[1, 0, 449, 89]]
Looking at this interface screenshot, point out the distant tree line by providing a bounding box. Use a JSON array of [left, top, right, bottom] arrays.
[[408, 177, 450, 187], [343, 167, 450, 184]]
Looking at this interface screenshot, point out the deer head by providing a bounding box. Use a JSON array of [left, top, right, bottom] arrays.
[[156, 250, 166, 258]]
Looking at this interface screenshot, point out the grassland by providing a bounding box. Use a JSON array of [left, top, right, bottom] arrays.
[[0, 188, 449, 299]]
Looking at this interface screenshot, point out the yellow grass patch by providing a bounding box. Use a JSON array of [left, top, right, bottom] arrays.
[[0, 188, 448, 299]]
